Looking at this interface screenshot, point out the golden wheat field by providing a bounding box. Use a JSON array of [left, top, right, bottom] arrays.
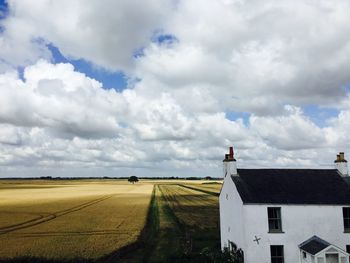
[[0, 180, 153, 260], [159, 184, 220, 229]]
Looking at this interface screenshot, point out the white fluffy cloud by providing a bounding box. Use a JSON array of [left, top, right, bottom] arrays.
[[136, 0, 350, 114], [1, 0, 350, 177], [0, 0, 174, 71], [0, 60, 126, 138]]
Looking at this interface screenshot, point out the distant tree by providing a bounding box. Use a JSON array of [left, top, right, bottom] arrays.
[[128, 176, 139, 184], [205, 176, 212, 180]]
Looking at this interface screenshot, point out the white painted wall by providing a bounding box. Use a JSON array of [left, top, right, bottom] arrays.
[[223, 160, 237, 176], [219, 174, 245, 250], [336, 162, 349, 176], [300, 250, 314, 263], [241, 204, 349, 263]]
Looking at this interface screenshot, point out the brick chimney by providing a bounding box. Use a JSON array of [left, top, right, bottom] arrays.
[[335, 152, 348, 176], [223, 146, 237, 177]]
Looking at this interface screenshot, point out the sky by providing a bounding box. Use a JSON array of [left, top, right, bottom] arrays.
[[1, 0, 350, 178]]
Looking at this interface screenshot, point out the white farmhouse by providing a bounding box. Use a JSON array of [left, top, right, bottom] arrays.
[[219, 147, 350, 263]]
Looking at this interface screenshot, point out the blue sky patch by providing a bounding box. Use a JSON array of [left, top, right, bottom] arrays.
[[48, 44, 128, 92], [17, 66, 24, 81], [225, 111, 250, 126], [133, 47, 145, 58], [0, 0, 8, 33], [345, 83, 350, 92], [302, 105, 339, 127], [154, 34, 178, 45], [0, 0, 8, 18], [133, 34, 178, 59]]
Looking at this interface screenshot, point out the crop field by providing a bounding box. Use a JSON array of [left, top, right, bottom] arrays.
[[177, 182, 222, 196], [142, 183, 220, 262], [159, 184, 219, 228], [0, 180, 153, 261], [0, 179, 222, 262]]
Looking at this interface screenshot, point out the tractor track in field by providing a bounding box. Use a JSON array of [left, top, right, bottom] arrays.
[[167, 184, 216, 206], [0, 194, 115, 235], [177, 184, 219, 197], [0, 212, 47, 230]]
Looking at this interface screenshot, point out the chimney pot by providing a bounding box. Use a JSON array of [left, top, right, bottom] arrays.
[[229, 147, 234, 159]]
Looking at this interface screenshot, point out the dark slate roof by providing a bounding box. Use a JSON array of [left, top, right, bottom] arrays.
[[299, 236, 330, 255], [344, 177, 350, 187], [232, 169, 350, 204]]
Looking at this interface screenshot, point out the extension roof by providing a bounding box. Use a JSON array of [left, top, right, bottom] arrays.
[[299, 236, 330, 255], [231, 169, 350, 205]]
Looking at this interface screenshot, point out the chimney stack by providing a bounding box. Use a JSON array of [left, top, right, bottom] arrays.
[[229, 147, 234, 159], [336, 154, 340, 162], [335, 152, 348, 176], [223, 146, 237, 177]]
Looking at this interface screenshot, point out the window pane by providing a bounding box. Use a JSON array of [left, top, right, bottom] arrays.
[[276, 219, 281, 230], [277, 246, 283, 256], [275, 208, 281, 219], [268, 207, 282, 231], [343, 208, 350, 230], [345, 219, 350, 229], [271, 246, 277, 256], [271, 245, 284, 262]]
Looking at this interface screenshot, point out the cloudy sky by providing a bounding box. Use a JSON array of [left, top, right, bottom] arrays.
[[0, 0, 350, 178]]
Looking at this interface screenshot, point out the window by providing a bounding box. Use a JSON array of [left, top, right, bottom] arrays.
[[343, 207, 350, 232], [303, 251, 307, 259], [346, 245, 350, 262], [268, 207, 283, 232], [270, 245, 284, 263]]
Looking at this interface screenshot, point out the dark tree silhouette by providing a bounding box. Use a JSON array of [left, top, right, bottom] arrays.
[[128, 176, 139, 184]]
